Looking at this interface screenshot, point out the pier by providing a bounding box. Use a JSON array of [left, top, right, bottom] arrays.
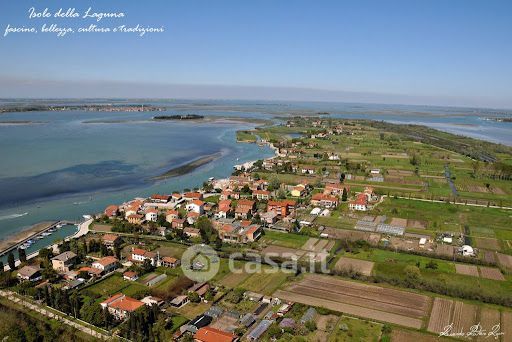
[[0, 220, 77, 258]]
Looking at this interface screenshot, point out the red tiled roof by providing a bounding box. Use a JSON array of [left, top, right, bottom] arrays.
[[123, 271, 137, 278], [192, 199, 205, 206], [194, 327, 236, 342], [94, 256, 118, 267], [102, 234, 119, 242], [151, 194, 170, 201], [106, 294, 144, 312]]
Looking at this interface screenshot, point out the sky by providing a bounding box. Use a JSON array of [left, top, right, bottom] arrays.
[[0, 0, 511, 108]]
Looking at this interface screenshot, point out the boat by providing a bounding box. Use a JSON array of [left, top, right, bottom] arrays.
[[35, 235, 44, 240], [208, 177, 215, 181], [56, 224, 64, 228]]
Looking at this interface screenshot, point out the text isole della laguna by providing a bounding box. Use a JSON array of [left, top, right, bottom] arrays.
[[3, 7, 165, 37]]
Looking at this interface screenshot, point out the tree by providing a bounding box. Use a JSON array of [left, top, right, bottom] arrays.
[[80, 298, 103, 326], [0, 261, 3, 274], [7, 252, 15, 270], [188, 291, 200, 303], [341, 188, 348, 202], [18, 248, 27, 263]]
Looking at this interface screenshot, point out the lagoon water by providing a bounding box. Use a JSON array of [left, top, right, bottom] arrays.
[[0, 99, 511, 244]]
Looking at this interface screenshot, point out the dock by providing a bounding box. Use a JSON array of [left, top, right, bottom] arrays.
[[0, 220, 77, 257]]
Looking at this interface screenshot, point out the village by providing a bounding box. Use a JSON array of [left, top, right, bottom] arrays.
[[1, 117, 512, 341]]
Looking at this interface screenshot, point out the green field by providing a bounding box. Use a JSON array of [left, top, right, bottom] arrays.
[[328, 316, 382, 342], [239, 267, 291, 295], [260, 230, 310, 249], [82, 273, 147, 298]]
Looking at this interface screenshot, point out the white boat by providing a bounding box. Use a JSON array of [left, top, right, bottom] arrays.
[[56, 224, 64, 228]]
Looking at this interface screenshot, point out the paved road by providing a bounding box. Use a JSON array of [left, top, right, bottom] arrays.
[[0, 289, 111, 340]]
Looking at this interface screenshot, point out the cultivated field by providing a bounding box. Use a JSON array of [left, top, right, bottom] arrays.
[[239, 268, 290, 295], [391, 329, 449, 342], [502, 311, 512, 342], [334, 257, 374, 276], [455, 264, 479, 277], [261, 245, 306, 259], [497, 253, 512, 272], [274, 274, 430, 329], [475, 237, 501, 251], [428, 297, 505, 337], [479, 266, 506, 281]]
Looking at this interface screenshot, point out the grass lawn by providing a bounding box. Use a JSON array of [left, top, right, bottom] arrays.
[[172, 302, 211, 320], [345, 249, 455, 273], [328, 316, 382, 342], [83, 274, 132, 297], [170, 315, 189, 332], [260, 230, 310, 249], [239, 267, 291, 295]]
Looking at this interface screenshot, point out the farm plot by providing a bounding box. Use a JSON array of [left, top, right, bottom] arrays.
[[218, 268, 252, 288], [334, 257, 374, 276], [502, 311, 512, 342], [451, 301, 478, 334], [261, 245, 306, 259], [427, 298, 453, 334], [479, 266, 506, 281], [391, 329, 449, 342], [390, 218, 408, 228], [497, 253, 512, 272], [455, 264, 479, 277], [407, 219, 427, 229], [239, 269, 290, 295], [475, 237, 501, 251], [274, 274, 430, 329], [477, 308, 501, 342]]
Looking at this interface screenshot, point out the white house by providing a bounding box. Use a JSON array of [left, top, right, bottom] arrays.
[[131, 248, 158, 266], [186, 199, 204, 214], [92, 256, 118, 273], [145, 209, 158, 222]]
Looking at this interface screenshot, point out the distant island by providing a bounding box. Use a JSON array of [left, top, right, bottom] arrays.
[[0, 104, 166, 113], [153, 114, 204, 120], [484, 117, 512, 123]]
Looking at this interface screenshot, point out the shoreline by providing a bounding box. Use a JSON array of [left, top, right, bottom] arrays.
[[0, 221, 58, 254]]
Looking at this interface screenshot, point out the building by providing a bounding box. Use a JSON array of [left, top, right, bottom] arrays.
[[194, 327, 237, 342], [252, 190, 271, 200], [100, 293, 144, 320], [235, 199, 255, 219], [184, 192, 203, 201], [123, 271, 138, 281], [248, 320, 273, 341], [127, 214, 144, 225], [187, 200, 205, 214], [260, 211, 278, 225], [291, 184, 306, 197], [217, 222, 261, 244], [92, 256, 118, 273], [150, 194, 171, 203], [324, 183, 349, 196], [170, 295, 189, 308], [267, 200, 296, 217], [172, 218, 186, 229], [159, 256, 180, 268], [104, 205, 119, 218], [184, 227, 201, 238], [131, 248, 158, 266], [17, 265, 42, 282], [349, 193, 369, 211], [145, 209, 158, 222], [102, 234, 121, 248], [311, 193, 338, 208], [216, 200, 232, 219], [166, 209, 179, 223], [51, 251, 77, 272]]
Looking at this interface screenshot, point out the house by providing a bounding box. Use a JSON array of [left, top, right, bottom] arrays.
[[145, 209, 158, 222], [166, 209, 179, 223], [78, 266, 102, 277], [159, 256, 180, 268], [194, 327, 237, 342], [216, 200, 232, 219], [127, 214, 144, 225], [123, 271, 138, 281], [291, 184, 306, 197], [218, 222, 261, 244], [187, 200, 205, 214], [189, 282, 210, 298], [311, 193, 338, 208], [267, 200, 297, 217], [150, 194, 170, 203], [260, 211, 278, 225], [100, 293, 144, 320], [104, 205, 119, 218], [184, 227, 201, 238], [324, 183, 349, 196], [92, 256, 119, 273], [349, 193, 369, 211], [301, 166, 315, 174], [17, 265, 42, 282], [102, 234, 121, 248], [141, 296, 164, 307], [235, 199, 255, 219], [157, 226, 169, 237], [187, 212, 200, 225], [170, 295, 189, 308], [172, 218, 186, 229], [51, 251, 77, 272], [220, 190, 233, 200], [131, 248, 158, 266], [252, 190, 271, 200], [184, 192, 203, 201]]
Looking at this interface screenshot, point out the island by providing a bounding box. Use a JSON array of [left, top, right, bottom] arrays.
[[153, 114, 204, 120]]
